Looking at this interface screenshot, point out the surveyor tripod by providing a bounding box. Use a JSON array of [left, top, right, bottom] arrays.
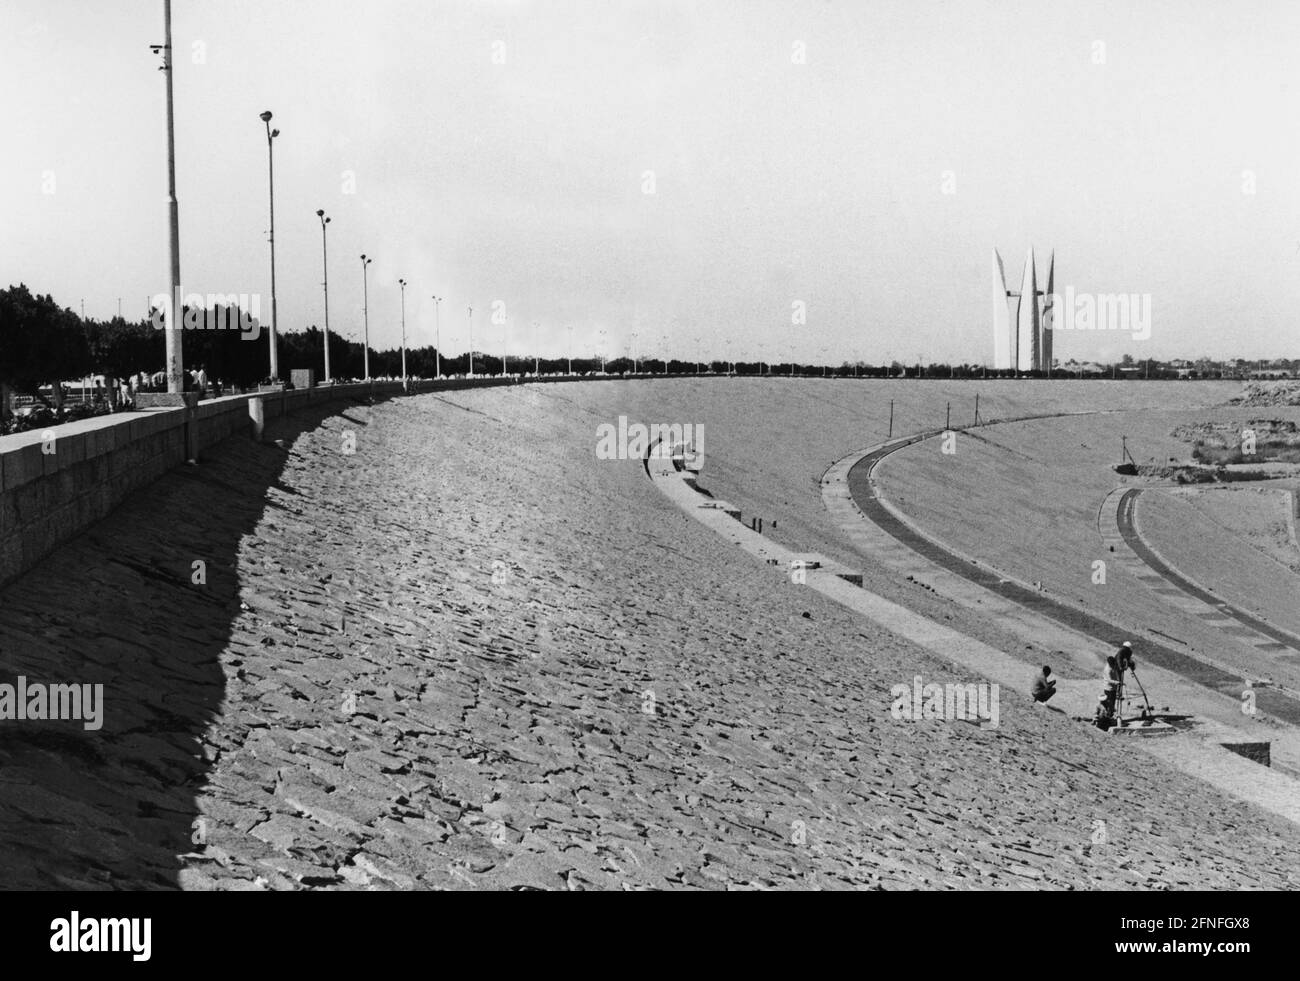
[[1116, 666, 1155, 722]]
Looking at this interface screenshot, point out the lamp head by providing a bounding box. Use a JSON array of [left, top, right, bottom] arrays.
[[316, 208, 324, 217], [259, 110, 273, 122]]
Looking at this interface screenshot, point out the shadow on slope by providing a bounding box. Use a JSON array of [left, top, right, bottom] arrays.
[[0, 398, 373, 889]]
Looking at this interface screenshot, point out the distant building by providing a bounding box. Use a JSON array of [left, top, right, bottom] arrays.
[[1060, 359, 1104, 377], [992, 247, 1054, 372]]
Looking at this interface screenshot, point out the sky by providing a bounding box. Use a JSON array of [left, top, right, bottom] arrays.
[[2, 0, 1298, 366]]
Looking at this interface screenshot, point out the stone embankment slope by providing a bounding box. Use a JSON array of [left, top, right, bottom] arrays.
[[0, 382, 1297, 889]]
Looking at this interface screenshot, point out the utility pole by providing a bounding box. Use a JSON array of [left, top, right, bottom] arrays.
[[154, 0, 183, 393], [317, 210, 332, 382], [398, 278, 408, 387], [432, 296, 441, 377], [259, 110, 280, 381], [360, 254, 372, 379]]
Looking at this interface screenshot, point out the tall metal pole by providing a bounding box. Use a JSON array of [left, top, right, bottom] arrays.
[[433, 296, 441, 377], [502, 317, 508, 377], [161, 0, 183, 394], [467, 306, 474, 376], [317, 210, 331, 382], [567, 325, 573, 375], [260, 111, 279, 380], [533, 322, 539, 376], [360, 254, 372, 379], [398, 279, 408, 385]]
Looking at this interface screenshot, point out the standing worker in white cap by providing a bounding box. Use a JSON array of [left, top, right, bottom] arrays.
[[1116, 641, 1136, 676], [1113, 642, 1138, 723]]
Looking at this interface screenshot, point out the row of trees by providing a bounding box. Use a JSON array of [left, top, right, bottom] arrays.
[[0, 285, 156, 407], [0, 284, 461, 416], [0, 283, 649, 403]]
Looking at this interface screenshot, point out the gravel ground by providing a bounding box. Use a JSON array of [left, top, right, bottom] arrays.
[[1, 384, 1298, 890]]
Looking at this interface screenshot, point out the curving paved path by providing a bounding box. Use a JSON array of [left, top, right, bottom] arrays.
[[846, 439, 1300, 727], [1115, 488, 1300, 658]]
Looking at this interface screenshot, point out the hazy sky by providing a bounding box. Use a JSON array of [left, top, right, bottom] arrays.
[[3, 0, 1298, 364]]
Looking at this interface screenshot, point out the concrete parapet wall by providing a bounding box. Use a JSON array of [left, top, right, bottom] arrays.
[[0, 376, 524, 588]]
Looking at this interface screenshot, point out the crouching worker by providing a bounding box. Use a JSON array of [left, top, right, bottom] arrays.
[[1032, 665, 1057, 704]]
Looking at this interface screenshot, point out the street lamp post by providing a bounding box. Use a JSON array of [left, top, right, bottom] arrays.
[[432, 296, 442, 377], [467, 306, 474, 377], [533, 321, 539, 376], [502, 317, 508, 377], [154, 0, 183, 394], [360, 254, 372, 379], [631, 332, 638, 373], [259, 110, 280, 381], [316, 209, 332, 382], [599, 329, 607, 373], [567, 325, 573, 375], [398, 278, 408, 387]]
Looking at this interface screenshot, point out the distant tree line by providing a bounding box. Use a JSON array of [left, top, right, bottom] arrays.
[[4, 281, 1292, 425]]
